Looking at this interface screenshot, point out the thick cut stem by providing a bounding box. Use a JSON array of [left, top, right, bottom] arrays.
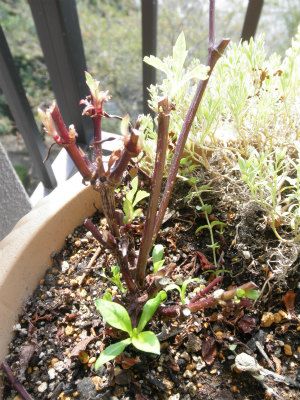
[[136, 98, 171, 285], [108, 130, 141, 186], [93, 115, 105, 176], [67, 145, 93, 180], [93, 114, 102, 158], [51, 104, 93, 180], [188, 281, 258, 312], [189, 276, 222, 303], [152, 38, 229, 243]]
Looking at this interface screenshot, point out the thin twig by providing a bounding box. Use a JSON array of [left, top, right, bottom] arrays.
[[87, 246, 102, 269], [255, 341, 275, 371], [1, 362, 33, 400]]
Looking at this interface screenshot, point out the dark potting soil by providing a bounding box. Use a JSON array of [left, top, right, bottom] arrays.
[[1, 185, 300, 400]]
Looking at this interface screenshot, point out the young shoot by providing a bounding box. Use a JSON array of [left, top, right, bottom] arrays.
[[186, 183, 226, 267], [100, 265, 126, 294], [234, 288, 260, 303], [152, 244, 165, 273], [165, 277, 201, 304], [94, 291, 167, 369], [123, 176, 149, 224]]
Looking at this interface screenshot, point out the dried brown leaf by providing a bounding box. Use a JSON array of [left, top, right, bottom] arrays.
[[237, 316, 257, 333], [283, 290, 296, 317], [202, 336, 217, 365], [19, 342, 37, 380], [70, 336, 96, 358]]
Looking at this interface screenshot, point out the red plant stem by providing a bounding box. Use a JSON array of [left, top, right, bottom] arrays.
[[188, 296, 217, 312], [84, 219, 116, 249], [188, 281, 258, 312], [158, 304, 181, 318], [1, 361, 33, 400], [152, 11, 229, 243], [67, 145, 93, 180], [50, 103, 70, 142], [221, 282, 258, 301], [84, 219, 137, 292], [108, 130, 141, 186], [136, 98, 171, 285], [51, 104, 93, 180], [93, 115, 105, 176], [93, 114, 102, 158], [189, 276, 222, 303]]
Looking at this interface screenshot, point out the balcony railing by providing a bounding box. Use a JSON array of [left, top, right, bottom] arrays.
[[0, 0, 264, 199]]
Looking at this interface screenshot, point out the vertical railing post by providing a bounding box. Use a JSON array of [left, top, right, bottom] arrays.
[[241, 0, 264, 41], [141, 0, 158, 114], [0, 26, 56, 189], [28, 0, 91, 145]]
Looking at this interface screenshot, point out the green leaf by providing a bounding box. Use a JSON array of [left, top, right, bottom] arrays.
[[123, 198, 133, 223], [95, 299, 133, 334], [180, 157, 189, 165], [132, 208, 143, 219], [201, 204, 212, 214], [153, 259, 165, 273], [132, 331, 160, 354], [236, 288, 246, 298], [85, 71, 99, 97], [184, 64, 209, 82], [210, 221, 226, 229], [165, 283, 181, 296], [244, 289, 260, 300], [102, 291, 113, 301], [152, 244, 164, 264], [120, 114, 130, 137], [133, 190, 150, 207], [196, 224, 210, 233], [172, 32, 188, 73], [143, 55, 170, 75], [126, 176, 138, 203], [137, 291, 167, 333], [181, 278, 201, 304], [94, 338, 131, 370]]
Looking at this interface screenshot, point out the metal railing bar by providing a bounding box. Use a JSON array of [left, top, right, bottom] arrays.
[[28, 0, 92, 145], [241, 0, 264, 41], [0, 26, 56, 189]]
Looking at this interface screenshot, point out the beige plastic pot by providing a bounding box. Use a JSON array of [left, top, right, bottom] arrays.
[[0, 173, 101, 362]]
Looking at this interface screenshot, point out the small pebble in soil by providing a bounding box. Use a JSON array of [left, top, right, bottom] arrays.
[[61, 261, 70, 273], [37, 381, 48, 393], [284, 344, 293, 356], [48, 367, 56, 380]]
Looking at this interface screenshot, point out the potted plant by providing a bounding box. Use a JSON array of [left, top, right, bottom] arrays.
[[1, 2, 299, 399]]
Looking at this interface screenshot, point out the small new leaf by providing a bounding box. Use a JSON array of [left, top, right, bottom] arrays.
[[137, 291, 167, 333], [94, 338, 131, 370], [152, 244, 164, 264], [153, 259, 165, 273], [133, 190, 150, 207], [132, 331, 160, 355], [95, 299, 132, 334]]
